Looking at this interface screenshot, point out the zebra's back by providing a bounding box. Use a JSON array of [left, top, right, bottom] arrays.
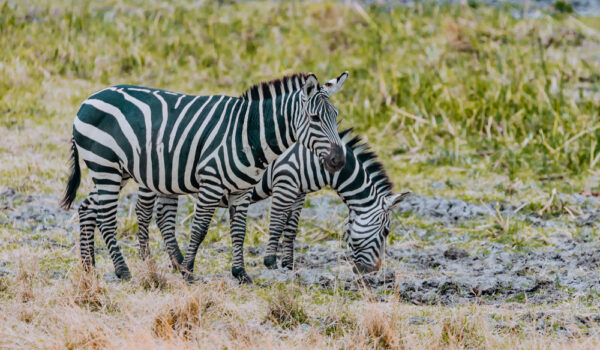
[[74, 85, 241, 194]]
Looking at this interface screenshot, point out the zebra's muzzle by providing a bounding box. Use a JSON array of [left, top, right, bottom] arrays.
[[352, 259, 381, 274], [323, 144, 345, 173]]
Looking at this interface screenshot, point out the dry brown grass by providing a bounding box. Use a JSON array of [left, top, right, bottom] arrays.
[[439, 310, 487, 349], [13, 258, 38, 304], [1, 243, 598, 349], [358, 303, 402, 349], [152, 287, 222, 339], [265, 285, 309, 329], [134, 259, 169, 292], [65, 266, 111, 311], [0, 275, 8, 293], [318, 299, 356, 337], [1, 259, 600, 349], [51, 309, 114, 349]]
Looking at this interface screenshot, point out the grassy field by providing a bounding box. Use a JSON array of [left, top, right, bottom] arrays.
[[1, 0, 600, 348]]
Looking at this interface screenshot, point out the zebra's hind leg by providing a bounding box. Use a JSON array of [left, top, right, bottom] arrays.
[[95, 182, 131, 280], [180, 193, 219, 282], [136, 187, 156, 260], [156, 195, 184, 270], [280, 194, 305, 270], [78, 189, 98, 271], [229, 192, 252, 284]]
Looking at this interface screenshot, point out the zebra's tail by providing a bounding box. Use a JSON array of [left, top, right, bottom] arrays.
[[60, 138, 81, 210]]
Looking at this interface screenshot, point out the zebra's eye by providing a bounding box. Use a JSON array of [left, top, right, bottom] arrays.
[[310, 114, 320, 122], [383, 227, 390, 237], [383, 220, 392, 237]]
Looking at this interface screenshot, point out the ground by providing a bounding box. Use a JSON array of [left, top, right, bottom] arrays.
[[1, 0, 600, 349]]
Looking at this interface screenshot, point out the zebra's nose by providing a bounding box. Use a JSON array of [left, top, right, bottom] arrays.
[[324, 144, 345, 172], [352, 261, 380, 274]]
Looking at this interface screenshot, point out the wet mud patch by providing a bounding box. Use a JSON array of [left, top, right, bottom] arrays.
[[243, 235, 600, 306], [2, 188, 600, 306]]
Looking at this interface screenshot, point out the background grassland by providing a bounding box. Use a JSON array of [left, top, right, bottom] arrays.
[[1, 0, 600, 196], [2, 1, 600, 348]]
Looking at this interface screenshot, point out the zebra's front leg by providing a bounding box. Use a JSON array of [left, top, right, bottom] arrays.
[[180, 195, 219, 282], [156, 195, 184, 270], [263, 189, 298, 269], [96, 182, 131, 280], [280, 194, 306, 270], [263, 209, 288, 269], [78, 189, 98, 271], [229, 192, 252, 284], [135, 187, 156, 260]]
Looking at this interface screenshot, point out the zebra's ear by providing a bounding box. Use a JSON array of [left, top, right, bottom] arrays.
[[383, 191, 411, 211], [302, 74, 320, 99], [323, 71, 348, 96]]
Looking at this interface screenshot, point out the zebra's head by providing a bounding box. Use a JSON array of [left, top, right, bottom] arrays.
[[297, 72, 348, 173], [343, 191, 411, 274]]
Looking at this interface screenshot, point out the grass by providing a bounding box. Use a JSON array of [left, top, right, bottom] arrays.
[[2, 0, 600, 348], [3, 261, 600, 349], [67, 267, 112, 311], [264, 284, 309, 329], [152, 286, 222, 339], [0, 0, 599, 196], [133, 259, 169, 292]]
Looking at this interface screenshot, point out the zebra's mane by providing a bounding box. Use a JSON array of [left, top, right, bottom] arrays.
[[240, 73, 310, 100], [339, 128, 393, 197]]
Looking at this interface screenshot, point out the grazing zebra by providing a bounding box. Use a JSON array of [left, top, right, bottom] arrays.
[[136, 129, 410, 274], [61, 72, 349, 282]]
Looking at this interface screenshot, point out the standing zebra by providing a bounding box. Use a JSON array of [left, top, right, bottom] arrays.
[[136, 128, 410, 274], [61, 72, 349, 282]]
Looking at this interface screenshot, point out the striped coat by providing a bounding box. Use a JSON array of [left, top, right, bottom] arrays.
[[62, 72, 349, 282]]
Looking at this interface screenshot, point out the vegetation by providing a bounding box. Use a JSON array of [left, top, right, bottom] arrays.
[[1, 0, 599, 196], [264, 285, 309, 329], [1, 0, 600, 348]]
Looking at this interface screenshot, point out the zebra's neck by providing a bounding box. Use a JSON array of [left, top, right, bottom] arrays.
[[242, 90, 301, 169], [329, 146, 384, 213]]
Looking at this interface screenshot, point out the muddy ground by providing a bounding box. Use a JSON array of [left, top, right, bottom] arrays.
[[1, 187, 599, 310]]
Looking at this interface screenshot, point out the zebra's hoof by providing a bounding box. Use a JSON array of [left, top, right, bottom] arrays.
[[170, 256, 185, 272], [180, 264, 196, 283], [263, 255, 277, 269], [232, 267, 253, 284], [281, 259, 294, 270], [115, 266, 132, 281], [181, 261, 195, 273], [182, 272, 197, 284]]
